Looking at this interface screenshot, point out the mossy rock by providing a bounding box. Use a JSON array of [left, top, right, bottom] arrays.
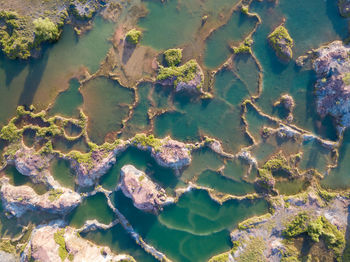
[[267, 25, 294, 62]]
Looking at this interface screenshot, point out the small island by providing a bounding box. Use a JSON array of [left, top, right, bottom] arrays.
[[268, 24, 294, 62]]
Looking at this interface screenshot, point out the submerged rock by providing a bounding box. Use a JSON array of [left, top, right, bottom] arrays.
[[267, 25, 294, 62], [22, 223, 135, 262], [0, 179, 81, 218], [120, 165, 174, 214], [338, 0, 350, 17], [312, 41, 350, 128]]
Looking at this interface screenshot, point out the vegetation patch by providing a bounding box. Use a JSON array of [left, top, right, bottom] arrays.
[[125, 29, 142, 45], [132, 134, 163, 151], [157, 59, 203, 90], [48, 189, 64, 202], [164, 48, 182, 66], [283, 212, 345, 260], [33, 17, 60, 45], [54, 229, 68, 261], [267, 25, 294, 61]]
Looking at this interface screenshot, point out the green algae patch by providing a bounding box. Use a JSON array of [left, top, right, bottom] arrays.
[[233, 39, 253, 55], [125, 29, 142, 45], [164, 48, 182, 67], [267, 25, 294, 62], [0, 239, 17, 254]]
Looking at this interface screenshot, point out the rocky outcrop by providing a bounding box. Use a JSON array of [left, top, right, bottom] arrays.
[[151, 139, 191, 171], [210, 189, 349, 261], [119, 165, 174, 214], [312, 41, 350, 130], [0, 179, 81, 218], [6, 145, 58, 188], [267, 25, 294, 62], [66, 142, 128, 187], [273, 94, 295, 122], [157, 59, 205, 94], [22, 223, 135, 262]]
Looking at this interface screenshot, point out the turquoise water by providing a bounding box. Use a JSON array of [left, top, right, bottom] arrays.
[[204, 11, 258, 69], [100, 147, 178, 193], [68, 192, 116, 228], [113, 189, 268, 262], [51, 159, 76, 189], [250, 0, 348, 137], [81, 77, 134, 144]]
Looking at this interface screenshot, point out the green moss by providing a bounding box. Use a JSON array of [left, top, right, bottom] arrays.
[[54, 229, 68, 261], [283, 212, 309, 238], [48, 189, 64, 202], [208, 252, 229, 262], [267, 25, 293, 60], [0, 11, 32, 59], [0, 239, 17, 254], [233, 42, 251, 54], [67, 150, 93, 169], [125, 29, 142, 45], [241, 5, 249, 15], [237, 237, 266, 262], [0, 121, 21, 142], [283, 213, 345, 259], [33, 17, 60, 45], [133, 134, 162, 151], [342, 72, 350, 85], [164, 48, 182, 66], [157, 59, 203, 90]]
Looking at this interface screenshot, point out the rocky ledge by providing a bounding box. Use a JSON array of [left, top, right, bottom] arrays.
[[0, 179, 81, 218], [133, 134, 192, 172], [5, 145, 59, 188], [119, 165, 174, 214], [65, 141, 128, 188], [22, 223, 135, 262], [267, 25, 294, 62], [313, 41, 350, 130]]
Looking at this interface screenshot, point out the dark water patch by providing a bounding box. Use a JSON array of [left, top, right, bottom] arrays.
[[52, 135, 90, 154], [299, 140, 332, 174], [204, 11, 258, 69], [100, 147, 178, 194], [154, 96, 250, 153], [82, 77, 134, 144], [48, 78, 83, 118], [14, 114, 50, 129], [0, 165, 47, 195], [181, 148, 223, 183], [22, 128, 36, 148], [321, 129, 350, 189], [196, 169, 255, 195], [50, 158, 76, 190], [275, 179, 309, 196], [0, 16, 115, 126], [68, 192, 116, 228], [121, 82, 152, 139], [214, 68, 250, 106], [63, 121, 83, 137], [114, 189, 268, 262], [81, 223, 157, 262]]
